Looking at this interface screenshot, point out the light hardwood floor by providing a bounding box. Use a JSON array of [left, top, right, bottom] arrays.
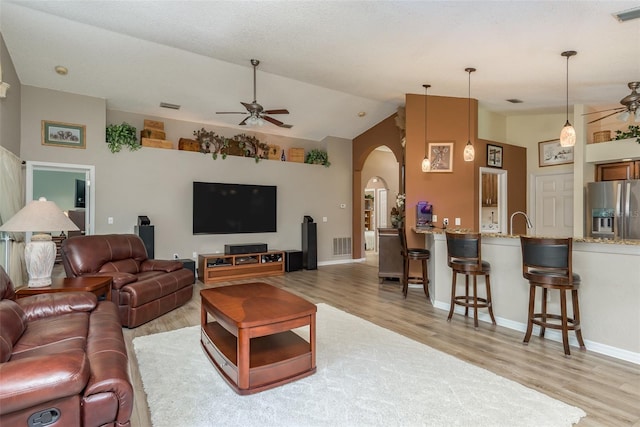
[[122, 257, 640, 427]]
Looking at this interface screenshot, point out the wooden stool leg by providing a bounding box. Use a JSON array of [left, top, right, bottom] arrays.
[[485, 274, 496, 325], [421, 259, 430, 300], [560, 289, 571, 356], [523, 285, 536, 345], [539, 288, 548, 337], [402, 257, 409, 298], [572, 288, 586, 350], [464, 275, 470, 317], [447, 272, 457, 321], [472, 275, 479, 329]]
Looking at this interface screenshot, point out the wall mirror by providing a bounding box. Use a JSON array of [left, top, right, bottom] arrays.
[[479, 167, 507, 234], [26, 161, 95, 241]]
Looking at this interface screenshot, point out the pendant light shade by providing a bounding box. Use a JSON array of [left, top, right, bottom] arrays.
[[421, 84, 431, 172], [560, 50, 577, 147], [464, 67, 476, 162]]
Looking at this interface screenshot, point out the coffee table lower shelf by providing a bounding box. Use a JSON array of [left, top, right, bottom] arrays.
[[201, 322, 315, 395]]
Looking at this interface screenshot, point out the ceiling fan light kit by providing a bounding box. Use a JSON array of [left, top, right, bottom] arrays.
[[559, 50, 577, 147], [216, 59, 292, 129], [586, 82, 640, 124], [421, 84, 431, 172], [463, 67, 476, 162]]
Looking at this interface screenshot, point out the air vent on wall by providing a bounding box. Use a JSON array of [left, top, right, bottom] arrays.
[[160, 102, 181, 110], [332, 237, 352, 256]]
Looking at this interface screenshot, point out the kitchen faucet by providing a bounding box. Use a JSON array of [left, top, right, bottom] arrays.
[[510, 211, 533, 235]]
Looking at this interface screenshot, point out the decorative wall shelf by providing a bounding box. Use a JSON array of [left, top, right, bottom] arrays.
[[585, 138, 639, 164]]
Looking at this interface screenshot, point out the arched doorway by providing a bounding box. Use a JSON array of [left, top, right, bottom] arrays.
[[364, 175, 389, 253], [356, 145, 401, 259], [352, 114, 404, 260]]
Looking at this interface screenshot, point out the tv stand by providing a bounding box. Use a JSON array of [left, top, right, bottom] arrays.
[[198, 251, 284, 284]]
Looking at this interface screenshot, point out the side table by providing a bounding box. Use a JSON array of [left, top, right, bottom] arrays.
[[15, 276, 112, 301]]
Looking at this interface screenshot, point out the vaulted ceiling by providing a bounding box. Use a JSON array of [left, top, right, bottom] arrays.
[[2, 1, 639, 141]]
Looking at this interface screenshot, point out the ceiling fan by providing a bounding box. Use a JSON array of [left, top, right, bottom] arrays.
[[584, 82, 640, 124], [216, 59, 292, 128]]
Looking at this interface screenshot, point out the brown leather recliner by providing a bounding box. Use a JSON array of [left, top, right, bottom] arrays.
[[0, 266, 133, 427], [61, 234, 194, 328]]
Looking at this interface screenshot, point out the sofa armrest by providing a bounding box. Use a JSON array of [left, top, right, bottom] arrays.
[[16, 292, 97, 322], [83, 273, 138, 290], [0, 350, 89, 415], [141, 259, 183, 273]]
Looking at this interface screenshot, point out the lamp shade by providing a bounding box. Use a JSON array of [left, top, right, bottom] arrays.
[[0, 197, 79, 233], [560, 122, 576, 147]]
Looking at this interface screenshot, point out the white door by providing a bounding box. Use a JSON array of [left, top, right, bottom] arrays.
[[533, 172, 573, 237]]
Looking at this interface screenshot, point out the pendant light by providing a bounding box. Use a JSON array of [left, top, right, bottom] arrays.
[[463, 67, 476, 162], [560, 50, 577, 147], [421, 84, 431, 172]]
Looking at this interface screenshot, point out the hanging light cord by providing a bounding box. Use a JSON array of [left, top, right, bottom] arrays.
[[565, 53, 569, 122], [423, 84, 430, 155], [468, 70, 471, 142]]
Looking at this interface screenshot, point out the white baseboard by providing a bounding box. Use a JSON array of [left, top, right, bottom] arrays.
[[433, 301, 639, 365]]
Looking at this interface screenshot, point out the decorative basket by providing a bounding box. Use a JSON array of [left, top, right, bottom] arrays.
[[593, 130, 611, 143]]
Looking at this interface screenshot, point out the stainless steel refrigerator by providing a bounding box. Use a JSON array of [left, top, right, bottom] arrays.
[[586, 180, 640, 240]]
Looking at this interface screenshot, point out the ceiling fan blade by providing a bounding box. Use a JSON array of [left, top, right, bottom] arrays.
[[239, 116, 249, 126], [263, 109, 289, 115], [582, 107, 625, 116], [587, 110, 624, 124], [216, 112, 248, 114], [263, 115, 293, 128]]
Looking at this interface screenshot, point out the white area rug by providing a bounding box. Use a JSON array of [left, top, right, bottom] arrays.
[[133, 303, 585, 427]]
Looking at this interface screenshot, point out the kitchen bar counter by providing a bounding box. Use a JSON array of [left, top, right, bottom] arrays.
[[413, 228, 640, 363]]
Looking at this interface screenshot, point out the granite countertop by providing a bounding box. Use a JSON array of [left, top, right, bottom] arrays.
[[412, 227, 640, 246]]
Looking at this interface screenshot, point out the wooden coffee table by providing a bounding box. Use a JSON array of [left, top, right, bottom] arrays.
[[200, 282, 316, 395], [15, 276, 112, 300]]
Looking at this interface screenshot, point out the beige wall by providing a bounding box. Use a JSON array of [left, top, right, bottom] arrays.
[[0, 33, 21, 156], [19, 86, 353, 263]]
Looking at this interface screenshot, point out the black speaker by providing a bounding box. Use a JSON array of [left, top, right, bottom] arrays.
[[302, 223, 317, 270], [284, 250, 303, 272], [135, 225, 154, 259], [224, 243, 268, 255]]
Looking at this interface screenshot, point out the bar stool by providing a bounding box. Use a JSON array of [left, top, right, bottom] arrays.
[[399, 226, 430, 299], [520, 236, 585, 357], [445, 231, 496, 329]]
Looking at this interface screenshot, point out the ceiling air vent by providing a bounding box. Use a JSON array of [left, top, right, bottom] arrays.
[[506, 99, 524, 104], [613, 7, 640, 22], [160, 102, 181, 110]]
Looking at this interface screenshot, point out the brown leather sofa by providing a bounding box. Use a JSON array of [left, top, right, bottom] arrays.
[[0, 266, 133, 427], [61, 234, 194, 328]]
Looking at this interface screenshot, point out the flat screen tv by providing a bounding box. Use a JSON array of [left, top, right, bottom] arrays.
[[193, 181, 277, 234]]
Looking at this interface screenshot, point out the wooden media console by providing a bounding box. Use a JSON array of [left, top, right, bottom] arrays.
[[197, 251, 285, 284]]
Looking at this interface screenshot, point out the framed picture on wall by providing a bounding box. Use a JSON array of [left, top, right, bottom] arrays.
[[538, 139, 574, 167], [41, 120, 86, 149], [487, 144, 503, 168], [428, 142, 454, 172]]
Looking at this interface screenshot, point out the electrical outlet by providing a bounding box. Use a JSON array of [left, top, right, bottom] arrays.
[[455, 218, 461, 226], [192, 252, 197, 259], [443, 218, 449, 226], [173, 253, 179, 260]]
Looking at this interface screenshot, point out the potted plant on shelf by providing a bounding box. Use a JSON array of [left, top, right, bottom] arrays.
[[106, 122, 140, 153], [305, 149, 331, 167], [614, 125, 640, 144]]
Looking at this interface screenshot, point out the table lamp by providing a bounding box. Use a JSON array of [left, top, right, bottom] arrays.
[[0, 197, 79, 287]]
